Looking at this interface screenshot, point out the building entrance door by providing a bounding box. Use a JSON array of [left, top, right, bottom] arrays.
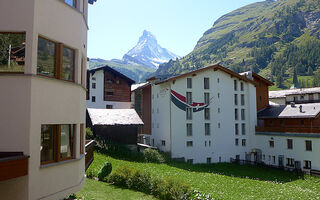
[[278, 155, 284, 167]]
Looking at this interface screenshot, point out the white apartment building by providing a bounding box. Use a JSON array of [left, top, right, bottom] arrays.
[[149, 64, 257, 164], [0, 0, 96, 199]]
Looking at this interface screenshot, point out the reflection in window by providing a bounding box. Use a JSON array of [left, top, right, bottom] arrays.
[[41, 125, 55, 163], [60, 125, 73, 159], [62, 46, 75, 81], [37, 37, 56, 77], [0, 33, 25, 72], [65, 0, 76, 8]]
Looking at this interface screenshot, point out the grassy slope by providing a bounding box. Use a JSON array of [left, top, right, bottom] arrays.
[[86, 152, 320, 200], [77, 178, 156, 200]]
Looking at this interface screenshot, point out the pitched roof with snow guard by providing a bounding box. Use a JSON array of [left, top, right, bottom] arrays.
[[269, 87, 320, 99], [258, 103, 320, 119], [87, 108, 144, 126]]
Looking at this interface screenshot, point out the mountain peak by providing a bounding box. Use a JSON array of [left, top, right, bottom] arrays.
[[123, 30, 179, 68]]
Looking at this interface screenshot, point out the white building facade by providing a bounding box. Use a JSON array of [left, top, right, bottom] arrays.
[[150, 65, 257, 164]]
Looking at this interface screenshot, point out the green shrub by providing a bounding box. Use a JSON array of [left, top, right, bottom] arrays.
[[107, 166, 191, 200], [98, 162, 112, 181], [86, 128, 94, 140], [143, 148, 165, 163]]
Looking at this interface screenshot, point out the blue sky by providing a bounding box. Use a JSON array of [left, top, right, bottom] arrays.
[[88, 0, 263, 60]]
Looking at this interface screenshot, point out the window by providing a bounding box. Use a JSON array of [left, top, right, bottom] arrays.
[[65, 0, 77, 8], [218, 123, 221, 128], [187, 159, 193, 164], [106, 105, 113, 109], [209, 140, 211, 146], [40, 124, 74, 165], [186, 123, 192, 136], [207, 157, 211, 164], [92, 96, 96, 102], [186, 92, 192, 104], [268, 155, 271, 161], [235, 124, 239, 135], [106, 91, 114, 96], [218, 108, 220, 113], [234, 94, 238, 105], [62, 46, 75, 81], [205, 123, 210, 136], [186, 107, 192, 120], [0, 32, 26, 73], [286, 158, 294, 167], [272, 156, 276, 164], [186, 141, 193, 147], [287, 139, 293, 149], [235, 109, 238, 120], [241, 123, 246, 135], [304, 160, 311, 169], [218, 93, 220, 98], [269, 140, 274, 148], [240, 82, 244, 91], [80, 124, 84, 155], [204, 78, 210, 89], [205, 141, 207, 147], [37, 37, 75, 82], [161, 140, 166, 146], [92, 82, 96, 89], [235, 138, 239, 146], [234, 80, 237, 91], [217, 78, 220, 83], [187, 78, 192, 88], [204, 93, 210, 105], [301, 120, 305, 126], [204, 108, 210, 120], [241, 109, 245, 120], [306, 140, 312, 151], [92, 77, 96, 81], [242, 139, 246, 146], [37, 37, 55, 77], [241, 94, 245, 105]]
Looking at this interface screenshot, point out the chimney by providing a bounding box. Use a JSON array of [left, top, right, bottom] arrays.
[[290, 102, 295, 107], [299, 105, 303, 113]]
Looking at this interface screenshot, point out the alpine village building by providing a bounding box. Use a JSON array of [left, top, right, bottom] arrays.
[[134, 64, 320, 173], [0, 0, 96, 199]]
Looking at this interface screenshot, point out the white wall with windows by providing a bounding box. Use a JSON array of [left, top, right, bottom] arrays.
[[253, 134, 320, 171], [150, 67, 257, 164]]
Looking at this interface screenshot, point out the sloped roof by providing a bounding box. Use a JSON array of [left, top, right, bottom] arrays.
[[131, 82, 151, 92], [87, 108, 144, 126], [258, 103, 320, 119], [269, 87, 320, 99], [151, 64, 256, 86], [88, 65, 135, 84]]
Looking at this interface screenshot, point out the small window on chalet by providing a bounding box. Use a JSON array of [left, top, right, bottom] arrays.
[[106, 105, 113, 109], [161, 140, 166, 146], [204, 78, 210, 89], [92, 96, 96, 102], [92, 77, 96, 81], [240, 82, 244, 91], [269, 140, 274, 148], [92, 82, 96, 89], [234, 80, 237, 91], [106, 79, 114, 84], [305, 140, 312, 151], [0, 32, 26, 73]]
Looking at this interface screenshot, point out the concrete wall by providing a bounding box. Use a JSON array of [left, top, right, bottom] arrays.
[[253, 133, 320, 171], [151, 68, 257, 163], [0, 0, 89, 199]]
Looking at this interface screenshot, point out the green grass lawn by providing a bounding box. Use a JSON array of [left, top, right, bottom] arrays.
[[77, 178, 156, 200], [86, 151, 320, 200]]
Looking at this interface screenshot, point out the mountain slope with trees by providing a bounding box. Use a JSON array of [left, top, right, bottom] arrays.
[[156, 0, 320, 89]]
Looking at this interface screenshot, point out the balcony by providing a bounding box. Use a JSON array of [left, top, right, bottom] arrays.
[[0, 152, 29, 182], [85, 140, 96, 171], [256, 126, 320, 134]]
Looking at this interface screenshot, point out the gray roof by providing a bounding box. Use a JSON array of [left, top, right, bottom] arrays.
[[87, 108, 144, 126], [258, 103, 320, 119], [269, 87, 320, 99], [131, 82, 150, 92]]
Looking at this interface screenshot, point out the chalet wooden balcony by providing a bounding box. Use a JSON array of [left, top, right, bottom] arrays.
[[255, 126, 320, 134], [85, 140, 96, 171], [0, 152, 29, 182]]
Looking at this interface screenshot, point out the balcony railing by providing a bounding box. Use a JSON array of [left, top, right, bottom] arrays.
[[0, 152, 29, 181], [85, 140, 96, 171], [256, 126, 320, 134]]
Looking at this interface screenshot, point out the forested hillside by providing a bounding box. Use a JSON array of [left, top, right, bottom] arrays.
[[156, 0, 320, 89]]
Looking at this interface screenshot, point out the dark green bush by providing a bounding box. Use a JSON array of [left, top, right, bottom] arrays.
[[143, 148, 165, 163], [98, 162, 112, 181], [107, 166, 191, 200], [86, 127, 94, 140]]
